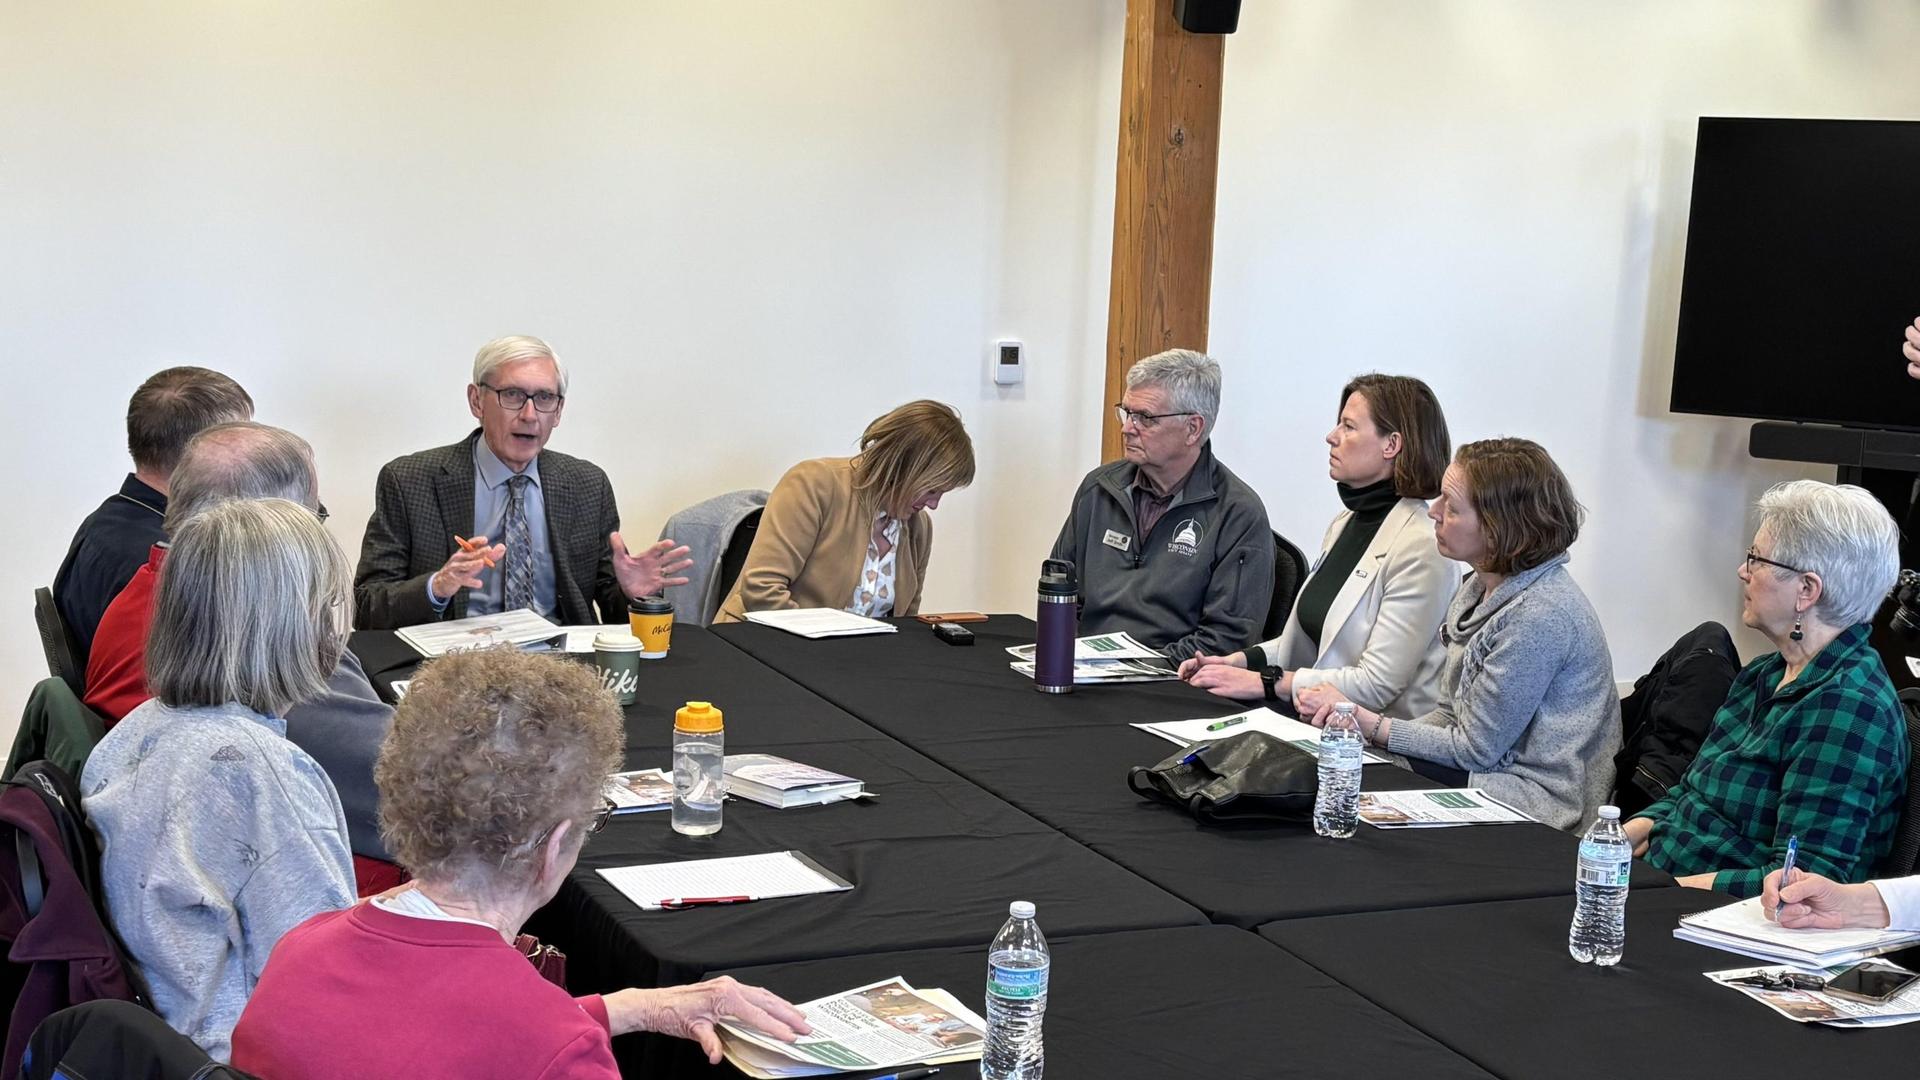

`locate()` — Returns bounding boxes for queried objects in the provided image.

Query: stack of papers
[596,850,853,911]
[554,624,632,653]
[1676,897,1920,966]
[1006,631,1177,683]
[743,608,899,639]
[395,609,565,657]
[1707,964,1920,1027]
[605,769,675,814]
[1133,710,1392,764]
[724,754,865,808]
[1355,789,1533,828]
[719,977,985,1078]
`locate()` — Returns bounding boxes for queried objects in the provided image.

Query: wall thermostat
[993,340,1024,386]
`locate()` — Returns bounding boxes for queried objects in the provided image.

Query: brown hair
[851,400,976,517]
[1340,374,1450,499]
[1453,437,1584,574]
[126,366,254,474]
[376,648,624,892]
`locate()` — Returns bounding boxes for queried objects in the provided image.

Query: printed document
[742,608,898,639]
[1005,630,1164,662]
[1133,710,1391,764]
[1706,964,1920,1027]
[604,769,675,814]
[1355,789,1533,828]
[719,976,986,1077]
[596,850,852,911]
[395,608,564,657]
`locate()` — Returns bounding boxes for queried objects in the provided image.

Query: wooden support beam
[1101,0,1226,462]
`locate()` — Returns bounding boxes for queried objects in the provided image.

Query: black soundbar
[1750,421,1920,472]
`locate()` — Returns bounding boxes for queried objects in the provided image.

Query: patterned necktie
[503,474,535,612]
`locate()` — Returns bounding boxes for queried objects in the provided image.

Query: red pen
[658,895,754,909]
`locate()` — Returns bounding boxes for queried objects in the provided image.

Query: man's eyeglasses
[481,383,565,414]
[1744,548,1805,576]
[1113,404,1198,430]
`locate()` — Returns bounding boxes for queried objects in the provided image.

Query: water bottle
[671,701,724,836]
[983,900,1049,1080]
[1312,702,1364,838]
[1569,805,1631,965]
[1033,559,1078,695]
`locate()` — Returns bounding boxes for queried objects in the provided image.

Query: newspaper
[394,608,564,657]
[1707,964,1920,1027]
[604,769,675,813]
[719,977,986,1075]
[1133,710,1392,764]
[1356,788,1533,828]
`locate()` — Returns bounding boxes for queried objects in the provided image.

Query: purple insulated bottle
[1034,559,1077,694]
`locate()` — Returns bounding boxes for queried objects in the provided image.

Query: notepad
[742,608,899,639]
[596,851,853,911]
[1676,896,1920,967]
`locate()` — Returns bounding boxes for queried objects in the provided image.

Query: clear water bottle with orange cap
[672,701,725,836]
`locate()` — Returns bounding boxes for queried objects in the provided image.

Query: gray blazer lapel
[434,439,477,619]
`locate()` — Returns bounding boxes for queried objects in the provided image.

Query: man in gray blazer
[354,336,690,630]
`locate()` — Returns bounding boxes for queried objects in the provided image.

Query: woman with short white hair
[83,498,357,1060]
[1626,479,1909,898]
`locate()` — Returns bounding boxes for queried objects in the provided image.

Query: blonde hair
[376,648,623,893]
[146,498,348,717]
[850,400,975,517]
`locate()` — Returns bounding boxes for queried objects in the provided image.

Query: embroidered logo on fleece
[1166,518,1202,558]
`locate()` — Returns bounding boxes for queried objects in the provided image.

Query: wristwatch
[1260,666,1284,703]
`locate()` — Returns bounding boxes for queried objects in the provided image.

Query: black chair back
[30,590,82,697]
[1261,531,1310,641]
[23,1000,256,1080]
[1883,688,1920,877]
[716,508,763,609]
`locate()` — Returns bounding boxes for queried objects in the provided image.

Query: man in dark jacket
[353,335,691,630]
[1050,349,1275,663]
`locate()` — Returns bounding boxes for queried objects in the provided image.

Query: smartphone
[1825,961,1920,1004]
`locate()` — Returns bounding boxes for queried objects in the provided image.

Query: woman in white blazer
[1179,374,1457,718]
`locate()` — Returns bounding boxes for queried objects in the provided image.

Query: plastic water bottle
[983,900,1049,1080]
[1569,805,1631,965]
[671,701,724,836]
[1312,702,1364,838]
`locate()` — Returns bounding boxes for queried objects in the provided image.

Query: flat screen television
[1669,117,1920,432]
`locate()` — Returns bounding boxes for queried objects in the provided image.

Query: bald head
[163,421,320,533]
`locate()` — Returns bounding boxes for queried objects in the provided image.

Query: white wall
[1208,0,1920,681]
[1,0,1125,740]
[8,1,1920,744]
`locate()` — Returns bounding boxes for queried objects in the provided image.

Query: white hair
[1126,349,1221,436]
[147,498,349,718]
[1755,479,1900,628]
[472,335,569,395]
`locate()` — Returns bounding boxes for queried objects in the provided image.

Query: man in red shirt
[85,421,402,895]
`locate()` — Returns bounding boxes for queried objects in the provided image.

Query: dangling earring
[1790,617,1804,642]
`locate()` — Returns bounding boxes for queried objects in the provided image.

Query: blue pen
[869,1069,939,1080]
[1780,834,1799,891]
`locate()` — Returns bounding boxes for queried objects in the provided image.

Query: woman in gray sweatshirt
[1298,438,1620,831]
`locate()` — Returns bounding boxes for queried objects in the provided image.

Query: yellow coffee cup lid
[675,701,723,733]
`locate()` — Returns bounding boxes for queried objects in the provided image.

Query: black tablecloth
[663,926,1498,1080]
[1258,888,1920,1076]
[713,615,1673,924]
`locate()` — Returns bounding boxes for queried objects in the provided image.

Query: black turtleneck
[1290,477,1400,651]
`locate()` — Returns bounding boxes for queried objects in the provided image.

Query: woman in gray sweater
[1300,438,1620,830]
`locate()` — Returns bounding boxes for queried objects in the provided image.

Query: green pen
[1206,715,1249,732]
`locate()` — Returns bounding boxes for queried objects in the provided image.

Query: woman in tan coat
[715,400,975,622]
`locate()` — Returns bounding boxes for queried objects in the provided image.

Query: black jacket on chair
[353,430,628,630]
[1612,621,1739,817]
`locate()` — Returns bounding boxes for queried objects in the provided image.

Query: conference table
[351,615,1920,1078]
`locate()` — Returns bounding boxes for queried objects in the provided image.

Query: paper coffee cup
[629,597,674,659]
[593,631,643,705]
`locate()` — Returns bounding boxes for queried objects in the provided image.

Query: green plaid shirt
[1637,622,1908,898]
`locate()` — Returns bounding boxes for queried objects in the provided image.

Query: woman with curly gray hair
[232,648,807,1078]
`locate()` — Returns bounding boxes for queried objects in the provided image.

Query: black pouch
[1127,731,1320,823]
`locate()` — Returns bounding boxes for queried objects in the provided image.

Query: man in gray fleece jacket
[1049,350,1275,663]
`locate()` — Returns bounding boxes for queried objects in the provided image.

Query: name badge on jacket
[1102,529,1132,553]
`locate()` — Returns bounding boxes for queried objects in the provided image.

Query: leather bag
[1127,731,1320,823]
